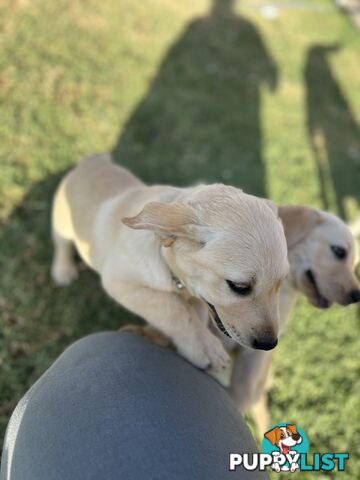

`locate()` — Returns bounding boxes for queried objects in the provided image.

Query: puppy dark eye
[226,280,252,296]
[330,245,347,260]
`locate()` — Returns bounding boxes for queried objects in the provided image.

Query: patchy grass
[0,0,359,477]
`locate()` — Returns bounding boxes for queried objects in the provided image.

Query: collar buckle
[174,278,185,291]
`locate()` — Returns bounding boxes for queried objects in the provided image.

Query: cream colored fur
[229,205,360,434]
[51,153,288,369]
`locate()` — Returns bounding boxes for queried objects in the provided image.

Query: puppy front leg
[229,349,273,433]
[251,392,270,435]
[104,281,229,369]
[188,297,231,371]
[51,231,78,286]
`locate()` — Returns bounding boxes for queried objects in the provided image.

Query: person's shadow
[0,173,140,439]
[304,44,360,221]
[113,0,278,196]
[0,0,278,440]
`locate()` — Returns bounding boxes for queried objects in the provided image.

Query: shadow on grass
[113,0,278,196]
[0,173,139,439]
[305,44,360,323]
[305,44,360,221]
[0,0,278,441]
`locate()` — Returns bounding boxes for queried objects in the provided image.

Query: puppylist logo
[229,423,349,473]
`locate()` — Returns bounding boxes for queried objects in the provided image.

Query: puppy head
[123,184,288,350]
[279,205,360,308]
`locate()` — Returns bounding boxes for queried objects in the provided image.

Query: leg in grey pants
[1,332,267,480]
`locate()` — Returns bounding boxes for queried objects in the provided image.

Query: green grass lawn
[1,0,360,477]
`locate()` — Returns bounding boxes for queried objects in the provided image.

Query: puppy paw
[51,262,78,286]
[176,343,211,370]
[203,331,231,370]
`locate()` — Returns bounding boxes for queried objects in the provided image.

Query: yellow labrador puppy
[51,153,288,369]
[229,205,360,433]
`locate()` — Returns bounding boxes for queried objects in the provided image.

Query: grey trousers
[1,332,267,480]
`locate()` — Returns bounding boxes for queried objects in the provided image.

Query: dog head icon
[264,424,302,454]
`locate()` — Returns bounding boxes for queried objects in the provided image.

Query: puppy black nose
[252,338,278,351]
[348,290,360,304]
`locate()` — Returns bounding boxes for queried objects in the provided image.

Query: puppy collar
[168,267,186,292]
[161,247,188,293]
[170,273,196,301]
[173,275,185,291]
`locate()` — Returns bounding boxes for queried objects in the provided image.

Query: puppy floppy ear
[122,202,204,247]
[278,205,323,248]
[264,427,280,445]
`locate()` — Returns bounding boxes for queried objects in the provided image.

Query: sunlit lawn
[0,0,359,478]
